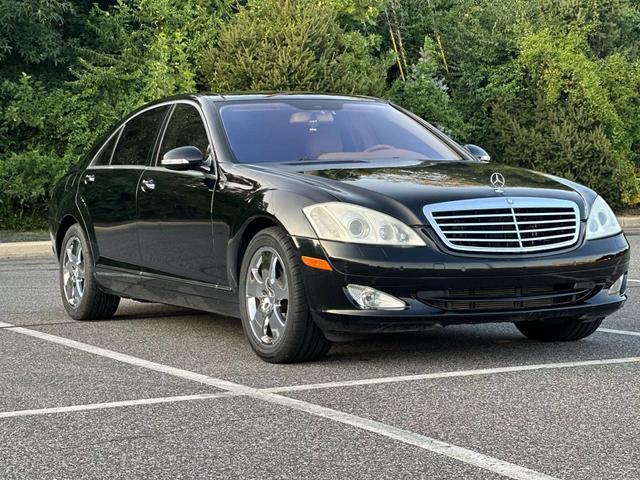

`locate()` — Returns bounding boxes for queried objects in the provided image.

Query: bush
[385,1,640,208]
[0,151,67,229]
[0,0,225,229]
[389,37,468,139]
[491,101,637,208]
[482,26,640,207]
[200,0,391,95]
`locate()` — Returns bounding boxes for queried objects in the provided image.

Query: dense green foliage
[1,0,639,228]
[0,0,225,227]
[201,0,391,95]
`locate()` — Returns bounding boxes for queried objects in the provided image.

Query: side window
[91,129,120,166]
[111,106,169,166]
[159,104,210,161]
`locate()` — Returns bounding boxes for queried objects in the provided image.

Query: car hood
[256,160,591,223]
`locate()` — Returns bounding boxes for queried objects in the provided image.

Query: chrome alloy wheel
[62,236,85,308]
[245,247,289,345]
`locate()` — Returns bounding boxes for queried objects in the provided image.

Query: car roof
[114,92,388,131]
[133,93,386,115]
[201,92,386,103]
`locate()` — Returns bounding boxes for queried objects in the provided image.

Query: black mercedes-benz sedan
[48,93,630,362]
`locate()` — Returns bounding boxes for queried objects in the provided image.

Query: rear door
[137,102,219,287]
[78,105,169,271]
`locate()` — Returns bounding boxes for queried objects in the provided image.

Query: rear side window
[111,106,169,166]
[159,104,210,161]
[91,130,120,166]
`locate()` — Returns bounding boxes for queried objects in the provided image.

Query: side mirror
[464,144,491,162]
[161,146,204,171]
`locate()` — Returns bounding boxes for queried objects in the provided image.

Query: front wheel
[514,317,603,342]
[59,224,120,320]
[239,227,331,363]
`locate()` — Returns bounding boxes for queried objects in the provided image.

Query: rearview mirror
[464,144,491,162]
[161,146,204,171]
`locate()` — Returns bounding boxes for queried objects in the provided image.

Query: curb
[2,216,640,260]
[618,217,640,229]
[0,241,53,260]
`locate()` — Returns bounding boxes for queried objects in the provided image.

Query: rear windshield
[218,100,461,164]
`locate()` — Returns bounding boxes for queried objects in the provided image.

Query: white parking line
[0,321,256,394]
[5,353,639,421]
[0,320,557,480]
[599,328,640,337]
[257,392,557,480]
[0,392,236,419]
[264,356,640,393]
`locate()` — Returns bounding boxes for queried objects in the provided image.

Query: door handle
[141,178,156,192]
[84,174,95,184]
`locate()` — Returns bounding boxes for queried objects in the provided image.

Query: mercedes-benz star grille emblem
[490,172,506,191]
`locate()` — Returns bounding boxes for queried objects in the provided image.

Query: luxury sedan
[48,93,630,362]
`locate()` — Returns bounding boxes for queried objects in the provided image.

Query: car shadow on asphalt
[106,302,636,367]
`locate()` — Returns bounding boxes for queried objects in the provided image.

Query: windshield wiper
[280,157,320,165]
[290,157,318,163]
[283,158,371,165]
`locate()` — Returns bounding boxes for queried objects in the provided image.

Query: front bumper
[293,233,630,337]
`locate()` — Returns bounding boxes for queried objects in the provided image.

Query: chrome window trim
[85,165,147,171]
[88,99,217,169]
[86,103,173,168]
[423,197,581,254]
[88,126,123,167]
[109,104,172,167]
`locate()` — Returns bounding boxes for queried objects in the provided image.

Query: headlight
[586,196,621,240]
[302,202,425,246]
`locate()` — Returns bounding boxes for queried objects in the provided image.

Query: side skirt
[95,265,240,318]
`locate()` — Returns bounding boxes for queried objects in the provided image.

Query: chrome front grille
[424,197,581,253]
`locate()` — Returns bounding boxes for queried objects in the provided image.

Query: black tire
[239,226,331,363]
[514,317,603,342]
[59,224,120,320]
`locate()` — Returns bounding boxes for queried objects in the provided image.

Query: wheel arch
[55,215,80,259]
[222,187,325,290]
[230,214,283,287]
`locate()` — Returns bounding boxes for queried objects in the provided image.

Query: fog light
[345,284,406,310]
[608,274,627,296]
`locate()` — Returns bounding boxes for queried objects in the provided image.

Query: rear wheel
[59,224,120,320]
[239,227,331,363]
[514,317,603,342]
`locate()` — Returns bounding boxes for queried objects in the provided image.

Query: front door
[78,105,169,271]
[137,103,218,286]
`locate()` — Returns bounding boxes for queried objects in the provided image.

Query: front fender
[224,188,325,289]
[261,189,319,238]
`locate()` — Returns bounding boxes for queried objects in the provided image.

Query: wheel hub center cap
[260,298,272,314]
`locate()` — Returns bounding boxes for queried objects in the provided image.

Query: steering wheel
[364,144,395,153]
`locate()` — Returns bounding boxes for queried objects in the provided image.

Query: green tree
[491,101,636,207]
[387,0,640,207]
[483,25,640,207]
[2,0,640,228]
[0,0,76,72]
[201,0,391,95]
[0,0,227,228]
[389,37,468,139]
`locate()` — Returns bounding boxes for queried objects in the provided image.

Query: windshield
[218,99,462,164]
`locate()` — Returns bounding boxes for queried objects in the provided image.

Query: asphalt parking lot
[1,236,639,480]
